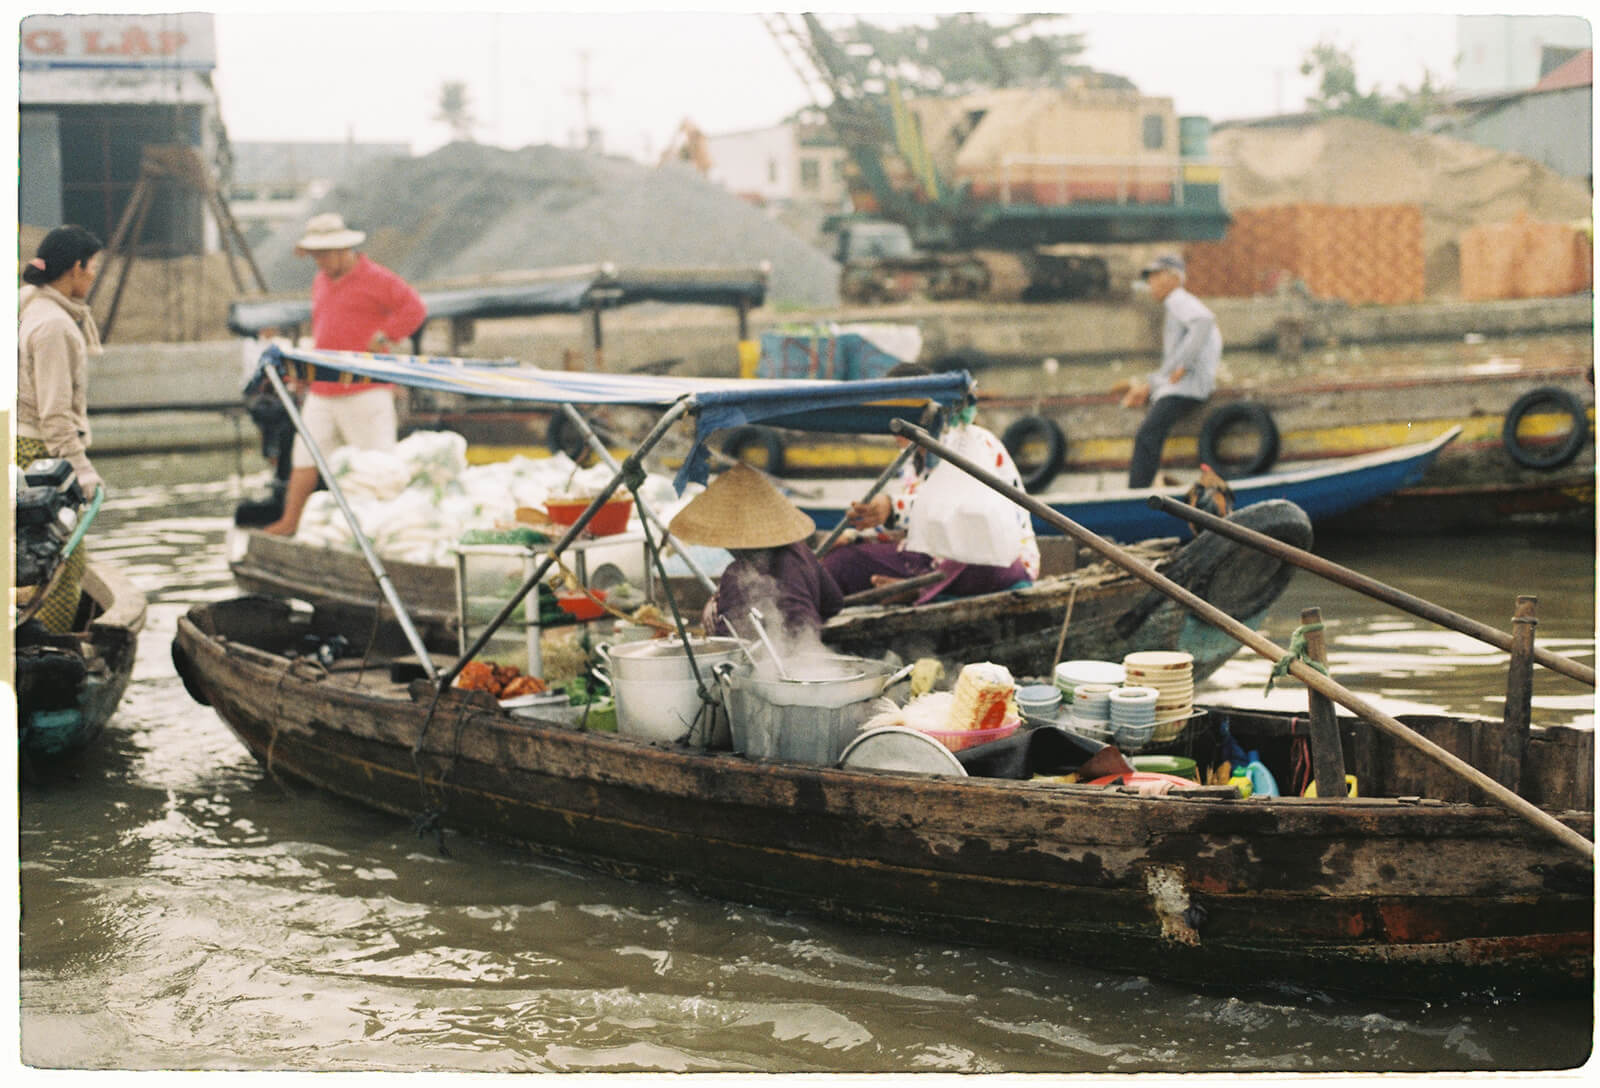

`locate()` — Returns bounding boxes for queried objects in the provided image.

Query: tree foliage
[1299,41,1445,130]
[434,81,477,143]
[834,13,1129,96]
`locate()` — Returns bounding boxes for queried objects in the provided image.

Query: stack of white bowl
[1108,685,1159,750]
[1053,660,1125,706]
[1068,682,1116,742]
[1123,651,1195,743]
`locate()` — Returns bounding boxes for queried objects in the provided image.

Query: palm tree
[435,81,477,143]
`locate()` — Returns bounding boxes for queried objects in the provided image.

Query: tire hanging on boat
[1113,499,1312,639]
[1198,402,1280,479]
[1501,386,1589,470]
[721,425,786,475]
[1000,415,1067,492]
[546,411,591,462]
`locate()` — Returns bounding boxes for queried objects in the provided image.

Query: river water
[15,448,1597,1076]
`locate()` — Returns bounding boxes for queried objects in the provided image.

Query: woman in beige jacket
[17,224,104,631]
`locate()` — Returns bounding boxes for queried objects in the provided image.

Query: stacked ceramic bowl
[1123,651,1195,743]
[1016,684,1063,725]
[1054,660,1125,706]
[1108,685,1159,751]
[1067,682,1116,743]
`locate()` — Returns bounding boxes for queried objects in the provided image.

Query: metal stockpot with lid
[594,637,741,746]
[718,653,911,765]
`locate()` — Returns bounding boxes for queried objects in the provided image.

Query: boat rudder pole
[892,418,1594,862]
[1145,493,1595,687]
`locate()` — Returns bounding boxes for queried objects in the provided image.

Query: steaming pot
[594,637,741,746]
[719,653,905,765]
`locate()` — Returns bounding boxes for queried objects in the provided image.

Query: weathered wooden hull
[230,501,1313,683]
[173,594,1595,1000]
[16,561,147,763]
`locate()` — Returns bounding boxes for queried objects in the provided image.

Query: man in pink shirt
[263,212,427,536]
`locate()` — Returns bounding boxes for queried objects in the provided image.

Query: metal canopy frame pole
[556,402,715,594]
[439,396,697,690]
[259,363,439,681]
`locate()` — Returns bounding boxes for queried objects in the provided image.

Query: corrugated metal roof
[1534,49,1593,92]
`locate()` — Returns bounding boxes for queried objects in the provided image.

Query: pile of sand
[1210,116,1593,294]
[253,142,843,309]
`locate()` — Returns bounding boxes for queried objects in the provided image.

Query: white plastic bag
[903,424,1025,567]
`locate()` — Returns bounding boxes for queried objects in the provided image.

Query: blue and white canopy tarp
[251,344,972,488]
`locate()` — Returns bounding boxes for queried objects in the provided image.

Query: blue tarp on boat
[250,344,972,488]
[226,267,769,338]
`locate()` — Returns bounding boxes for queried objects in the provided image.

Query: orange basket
[544,496,633,535]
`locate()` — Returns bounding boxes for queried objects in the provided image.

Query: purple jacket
[712,542,844,643]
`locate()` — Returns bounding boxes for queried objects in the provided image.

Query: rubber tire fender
[721,425,786,475]
[1114,499,1312,639]
[546,410,592,462]
[1000,415,1067,492]
[1198,402,1280,479]
[1501,386,1589,470]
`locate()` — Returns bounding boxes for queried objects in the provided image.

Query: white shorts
[290,387,398,469]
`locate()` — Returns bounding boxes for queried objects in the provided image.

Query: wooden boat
[976,360,1595,533]
[794,427,1460,543]
[15,561,147,765]
[231,499,1313,683]
[172,592,1594,999]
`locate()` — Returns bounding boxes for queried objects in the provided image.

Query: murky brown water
[16,447,1596,1074]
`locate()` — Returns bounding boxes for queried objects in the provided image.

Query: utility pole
[568,49,608,152]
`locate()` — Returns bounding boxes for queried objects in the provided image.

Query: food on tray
[454,661,546,699]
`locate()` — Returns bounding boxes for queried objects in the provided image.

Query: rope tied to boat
[1263,622,1329,695]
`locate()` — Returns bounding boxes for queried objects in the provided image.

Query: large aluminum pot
[594,637,741,746]
[719,654,911,765]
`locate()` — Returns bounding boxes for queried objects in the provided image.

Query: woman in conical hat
[669,464,843,644]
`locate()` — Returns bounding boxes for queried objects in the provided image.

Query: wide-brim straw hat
[295,212,366,252]
[668,464,815,549]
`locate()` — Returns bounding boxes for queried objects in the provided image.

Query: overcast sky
[203,5,1477,161]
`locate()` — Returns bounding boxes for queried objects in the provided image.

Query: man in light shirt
[1122,254,1221,488]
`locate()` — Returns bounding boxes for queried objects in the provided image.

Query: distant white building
[704,113,850,208]
[1455,14,1593,95]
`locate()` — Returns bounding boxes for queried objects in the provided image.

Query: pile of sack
[293,430,688,566]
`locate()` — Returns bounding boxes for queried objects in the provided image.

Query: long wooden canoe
[231,500,1314,682]
[172,592,1594,999]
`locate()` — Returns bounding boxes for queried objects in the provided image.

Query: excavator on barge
[765,13,1232,303]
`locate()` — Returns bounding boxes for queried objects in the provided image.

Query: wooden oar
[1145,494,1596,688]
[891,419,1594,862]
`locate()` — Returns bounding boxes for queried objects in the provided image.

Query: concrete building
[1437,49,1593,184]
[1455,13,1593,96]
[20,12,226,251]
[704,111,850,209]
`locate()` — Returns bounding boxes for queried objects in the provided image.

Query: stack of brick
[1183,203,1425,304]
[1459,214,1594,301]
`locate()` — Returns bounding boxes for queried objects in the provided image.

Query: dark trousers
[1128,395,1206,488]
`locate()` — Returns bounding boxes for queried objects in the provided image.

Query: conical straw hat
[668,464,815,549]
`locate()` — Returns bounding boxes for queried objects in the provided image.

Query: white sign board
[20,12,216,70]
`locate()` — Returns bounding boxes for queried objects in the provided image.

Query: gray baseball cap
[1139,254,1186,278]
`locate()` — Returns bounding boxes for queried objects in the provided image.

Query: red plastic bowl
[545,496,633,535]
[916,718,1019,752]
[556,589,607,621]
